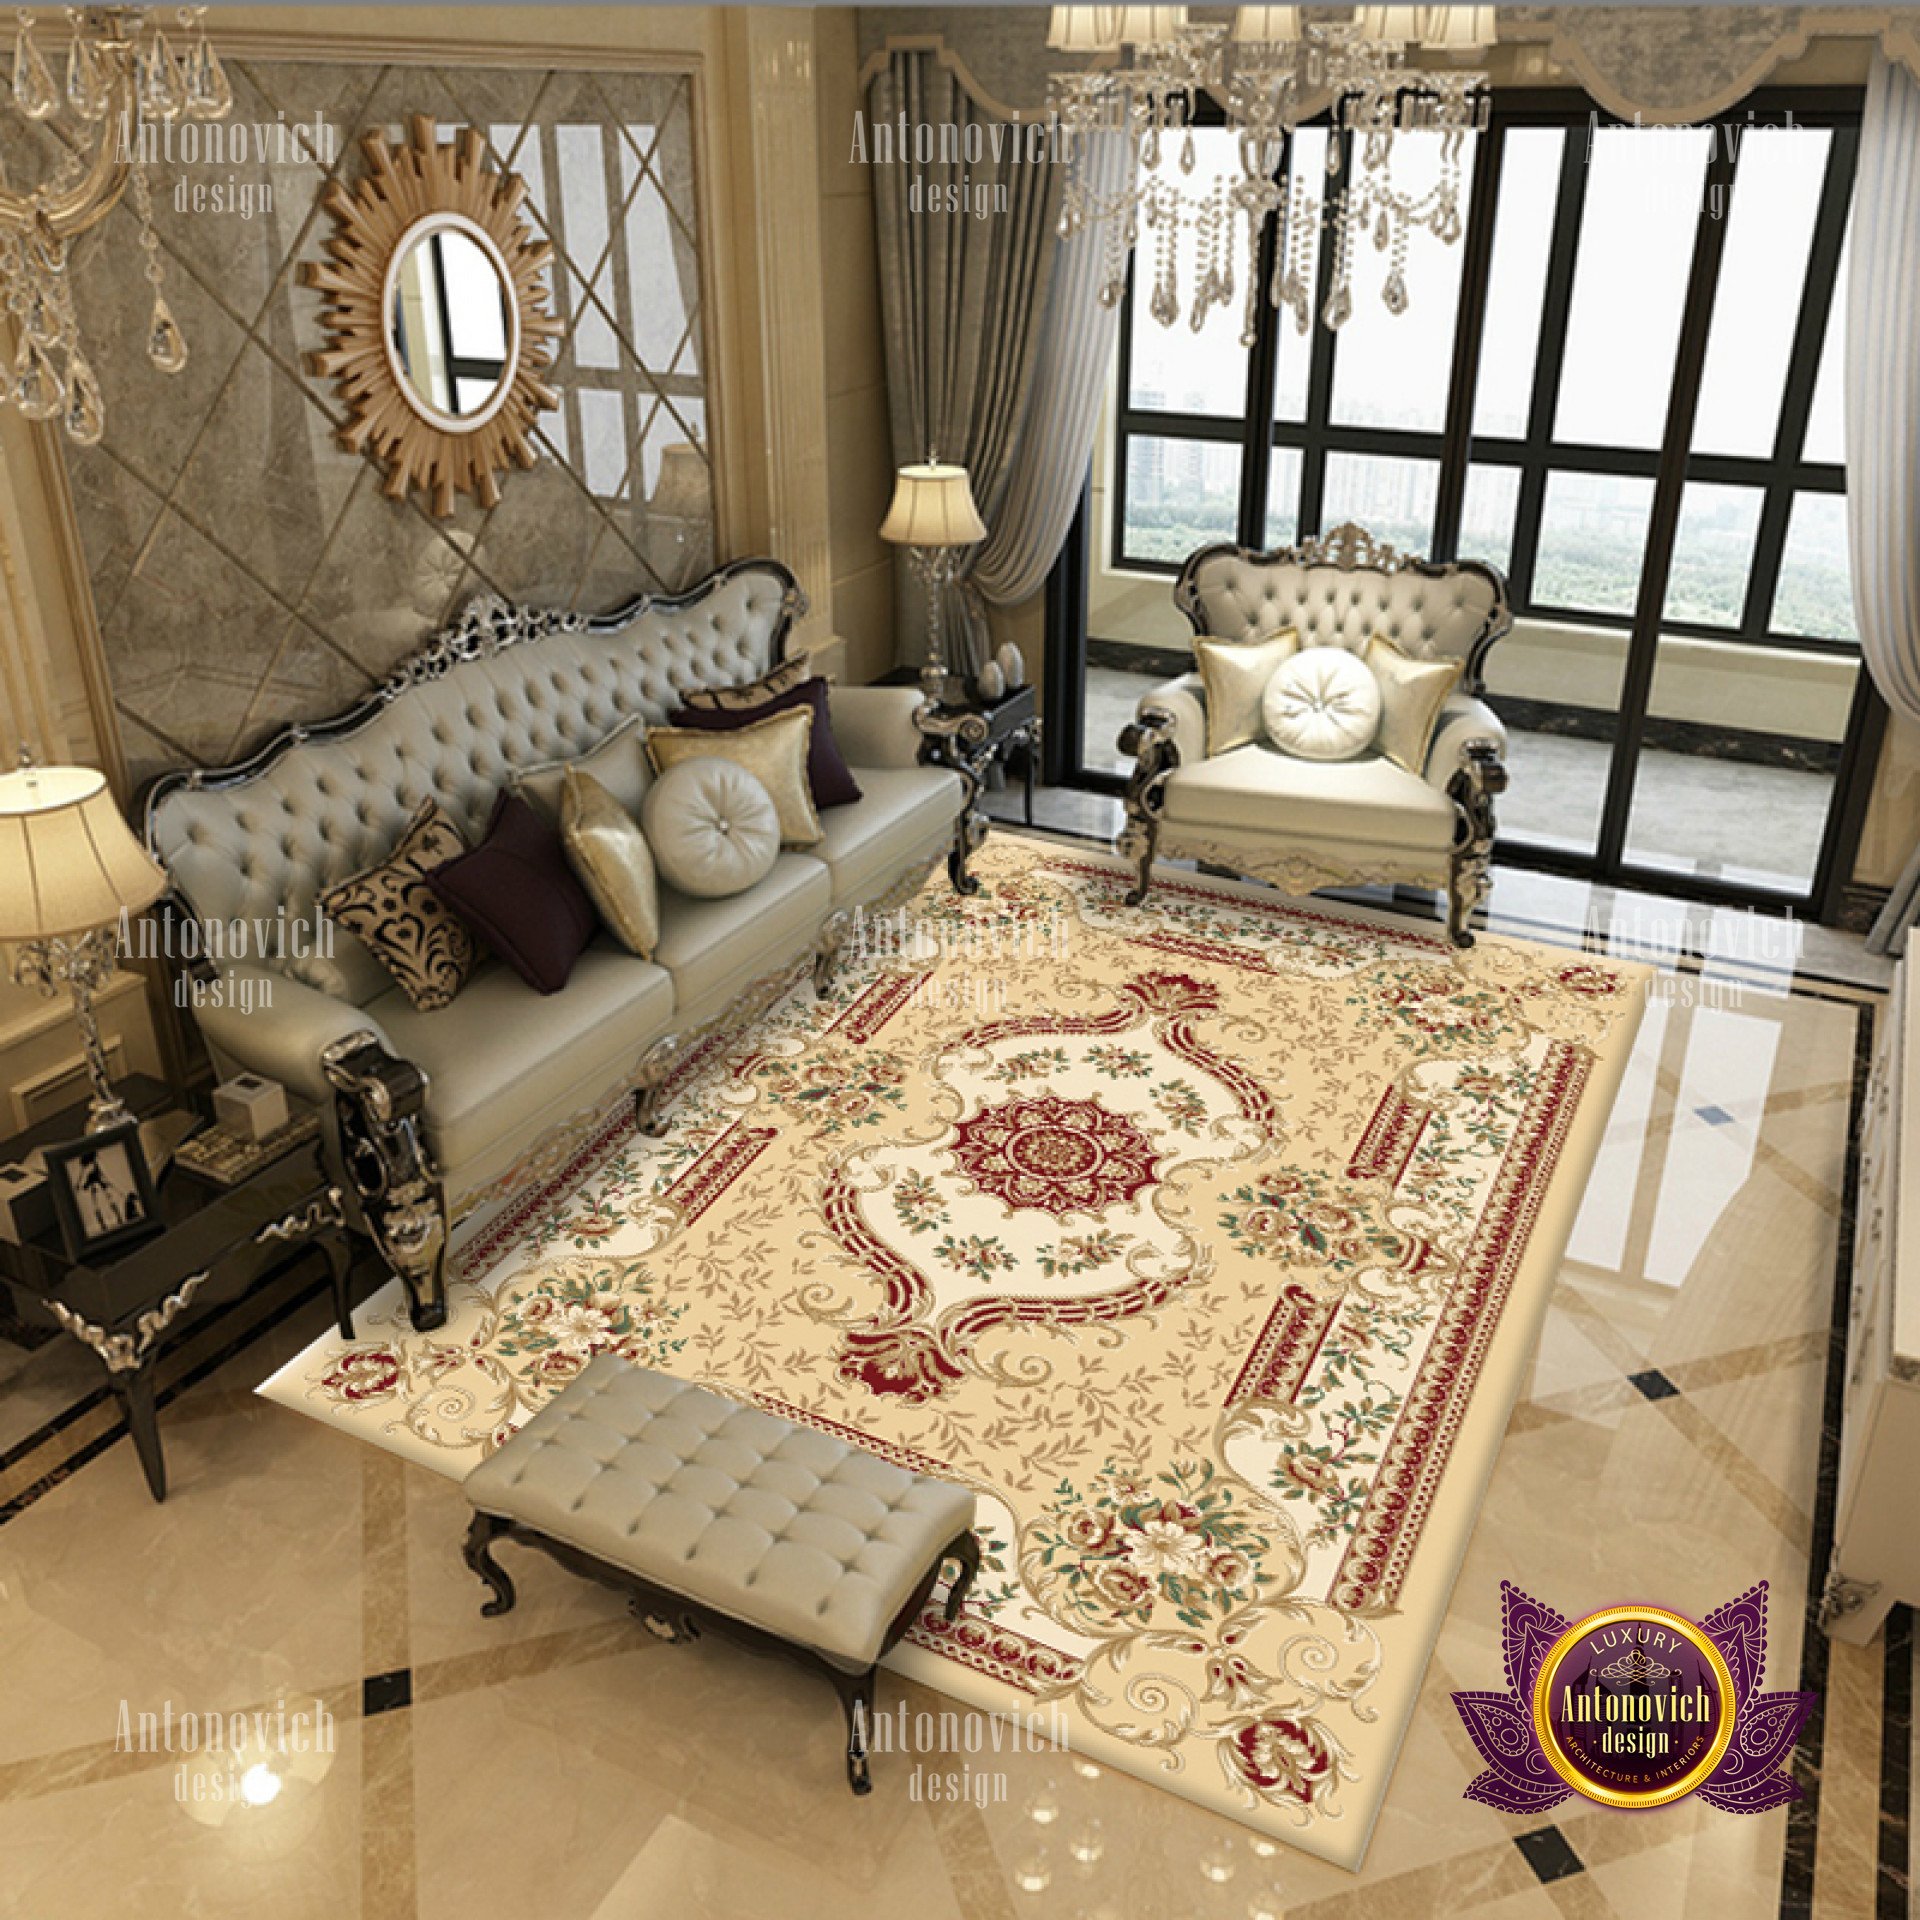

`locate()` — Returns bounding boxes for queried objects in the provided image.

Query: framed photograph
[43,1122,162,1262]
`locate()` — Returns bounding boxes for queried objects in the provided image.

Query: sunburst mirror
[303,116,561,517]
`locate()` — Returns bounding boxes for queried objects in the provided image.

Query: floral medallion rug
[259,838,1647,1868]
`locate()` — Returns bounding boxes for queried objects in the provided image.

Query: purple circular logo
[1531,1604,1737,1808]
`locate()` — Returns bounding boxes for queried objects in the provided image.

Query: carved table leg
[463,1512,518,1617]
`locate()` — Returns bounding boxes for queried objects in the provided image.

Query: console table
[0,1079,355,1501]
[1823,934,1920,1642]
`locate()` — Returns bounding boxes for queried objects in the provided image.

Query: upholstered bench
[460,1355,980,1791]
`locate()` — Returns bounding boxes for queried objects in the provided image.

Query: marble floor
[0,831,1908,1919]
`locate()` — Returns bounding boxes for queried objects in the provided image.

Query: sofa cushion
[671,677,862,810]
[1195,629,1297,755]
[1263,646,1381,761]
[1367,635,1464,774]
[680,654,812,713]
[653,853,832,1025]
[370,943,675,1174]
[512,714,653,822]
[1163,742,1457,850]
[642,758,782,899]
[427,792,599,995]
[648,706,822,848]
[318,800,479,1013]
[807,766,962,904]
[561,767,660,959]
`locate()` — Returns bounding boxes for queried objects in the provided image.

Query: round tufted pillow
[641,756,781,899]
[1262,646,1383,761]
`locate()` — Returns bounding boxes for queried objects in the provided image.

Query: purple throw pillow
[426,791,599,994]
[670,676,862,810]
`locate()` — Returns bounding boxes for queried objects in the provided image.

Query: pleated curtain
[1850,56,1920,951]
[868,52,1126,673]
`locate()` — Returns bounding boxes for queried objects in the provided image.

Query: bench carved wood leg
[943,1528,981,1620]
[833,1664,878,1795]
[462,1512,517,1617]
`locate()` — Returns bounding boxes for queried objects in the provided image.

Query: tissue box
[212,1073,289,1142]
[0,1162,54,1245]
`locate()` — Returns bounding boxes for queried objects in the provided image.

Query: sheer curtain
[1848,55,1920,951]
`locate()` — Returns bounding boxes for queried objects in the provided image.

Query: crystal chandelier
[1049,6,1493,345]
[2,6,231,445]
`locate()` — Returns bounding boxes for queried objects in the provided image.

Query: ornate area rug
[260,838,1646,1868]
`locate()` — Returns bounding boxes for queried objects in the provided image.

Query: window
[1109,99,1857,644]
[1094,92,1870,912]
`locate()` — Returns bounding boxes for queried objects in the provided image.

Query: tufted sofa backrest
[1176,532,1508,693]
[145,561,797,998]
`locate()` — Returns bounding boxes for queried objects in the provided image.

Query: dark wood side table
[0,1077,355,1501]
[881,667,1041,894]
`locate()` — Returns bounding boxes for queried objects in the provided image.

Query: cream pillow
[512,714,652,821]
[1366,636,1464,775]
[642,758,781,898]
[646,704,821,847]
[1195,630,1298,756]
[560,767,659,957]
[1262,646,1382,761]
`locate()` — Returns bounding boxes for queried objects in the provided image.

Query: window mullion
[1296,128,1345,540]
[1432,119,1505,560]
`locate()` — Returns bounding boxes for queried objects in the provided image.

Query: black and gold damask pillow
[319,800,478,1011]
[679,653,812,713]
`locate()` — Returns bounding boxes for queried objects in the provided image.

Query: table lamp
[879,459,987,700]
[0,757,168,1131]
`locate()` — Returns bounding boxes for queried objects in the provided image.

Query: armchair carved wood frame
[1116,523,1513,949]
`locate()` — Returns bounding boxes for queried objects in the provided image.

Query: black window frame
[1075,85,1884,921]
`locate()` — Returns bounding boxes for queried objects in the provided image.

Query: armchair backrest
[1173,523,1510,695]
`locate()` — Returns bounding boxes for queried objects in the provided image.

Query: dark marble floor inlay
[362,1668,413,1717]
[1695,1104,1737,1127]
[1513,1824,1586,1884]
[1629,1368,1681,1402]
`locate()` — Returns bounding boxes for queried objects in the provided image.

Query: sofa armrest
[828,685,927,769]
[183,963,399,1105]
[1423,693,1509,790]
[1123,672,1206,770]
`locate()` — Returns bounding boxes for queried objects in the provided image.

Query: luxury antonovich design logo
[1453,1581,1816,1814]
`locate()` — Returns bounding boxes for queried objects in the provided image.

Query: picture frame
[42,1121,162,1262]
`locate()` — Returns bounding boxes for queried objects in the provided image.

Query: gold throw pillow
[1366,635,1464,774]
[560,767,659,959]
[319,800,477,1011]
[645,704,822,847]
[1194,629,1299,756]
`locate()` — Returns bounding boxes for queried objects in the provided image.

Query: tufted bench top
[462,1356,976,1670]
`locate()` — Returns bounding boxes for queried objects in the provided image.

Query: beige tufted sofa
[143,559,963,1328]
[1118,523,1512,947]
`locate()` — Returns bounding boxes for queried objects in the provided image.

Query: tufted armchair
[1117,524,1512,947]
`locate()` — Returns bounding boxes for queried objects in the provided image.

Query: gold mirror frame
[303,116,561,518]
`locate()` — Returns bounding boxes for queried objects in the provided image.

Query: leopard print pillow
[319,800,478,1011]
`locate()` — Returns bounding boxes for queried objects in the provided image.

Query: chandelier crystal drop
[1048,6,1492,343]
[1,6,231,444]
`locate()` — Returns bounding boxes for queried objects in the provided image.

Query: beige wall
[817,7,897,685]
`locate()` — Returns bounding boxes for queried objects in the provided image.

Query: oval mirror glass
[386,218,518,431]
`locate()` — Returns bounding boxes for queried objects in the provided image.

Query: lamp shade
[1355,6,1426,39]
[1047,6,1123,52]
[651,442,712,522]
[1115,6,1188,45]
[1423,5,1496,49]
[880,464,987,548]
[0,764,167,941]
[1232,6,1302,42]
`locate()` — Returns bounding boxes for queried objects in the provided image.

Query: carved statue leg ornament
[1117,706,1180,907]
[914,705,994,896]
[320,1031,449,1331]
[1445,738,1507,951]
